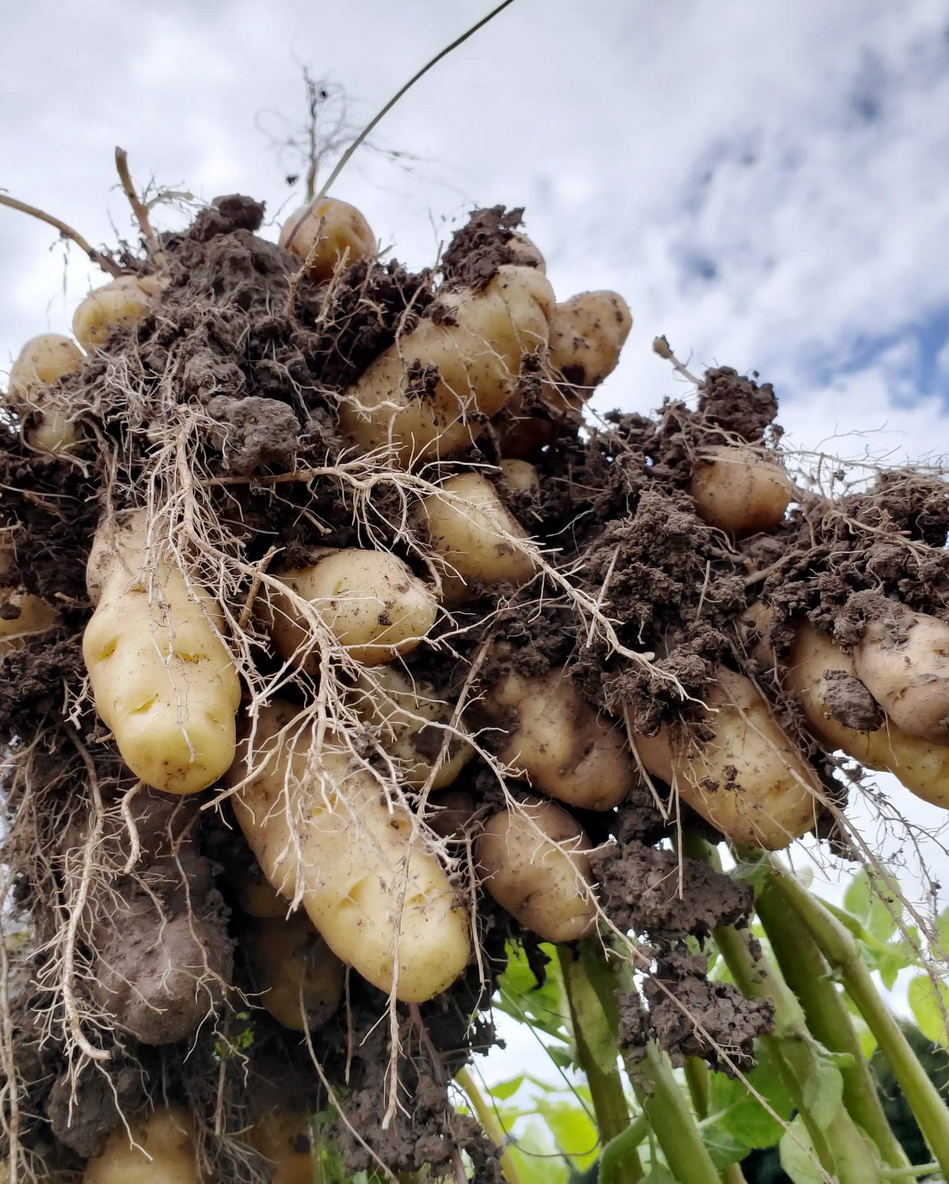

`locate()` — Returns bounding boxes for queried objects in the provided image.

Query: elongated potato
[480,667,635,810]
[0,589,59,655]
[787,619,949,809]
[241,910,345,1030]
[249,1111,314,1184]
[417,473,536,603]
[690,445,792,537]
[499,459,540,495]
[632,668,820,849]
[338,264,555,465]
[82,511,241,794]
[279,196,375,281]
[73,274,165,350]
[853,606,949,746]
[267,548,437,670]
[351,665,474,789]
[228,699,470,1001]
[9,333,84,454]
[83,1106,198,1184]
[476,798,596,942]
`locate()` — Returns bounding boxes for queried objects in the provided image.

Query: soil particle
[822,668,885,732]
[696,367,781,443]
[46,1060,146,1158]
[206,394,301,475]
[441,205,531,290]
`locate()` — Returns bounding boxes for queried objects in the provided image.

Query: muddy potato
[417,473,536,603]
[481,666,636,810]
[690,445,792,537]
[338,264,555,465]
[351,665,474,789]
[853,606,949,746]
[241,910,345,1030]
[82,511,241,794]
[9,333,84,454]
[426,789,478,839]
[548,290,632,391]
[476,798,596,943]
[632,667,820,849]
[73,273,165,350]
[228,699,470,1002]
[0,589,59,655]
[279,196,375,281]
[499,458,541,496]
[249,1111,314,1184]
[268,548,437,671]
[83,1106,199,1184]
[507,230,546,272]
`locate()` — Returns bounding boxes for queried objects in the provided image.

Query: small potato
[351,665,474,789]
[476,798,596,943]
[241,911,345,1030]
[499,458,540,496]
[548,290,632,391]
[417,473,536,603]
[507,231,546,272]
[228,859,289,919]
[481,667,636,810]
[426,789,478,839]
[279,196,375,281]
[228,700,470,1002]
[83,1106,198,1184]
[73,274,165,350]
[249,1111,313,1184]
[268,548,437,670]
[339,264,555,465]
[631,668,820,849]
[9,333,84,454]
[853,606,949,746]
[82,511,241,794]
[0,590,59,655]
[787,619,949,810]
[690,445,792,537]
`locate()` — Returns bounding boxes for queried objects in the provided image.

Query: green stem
[756,874,909,1170]
[455,1065,522,1184]
[597,1115,650,1184]
[683,1059,748,1184]
[768,863,949,1182]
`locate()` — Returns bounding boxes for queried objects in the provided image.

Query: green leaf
[844,869,872,924]
[708,1045,796,1149]
[489,1075,525,1101]
[779,1116,824,1184]
[732,854,771,895]
[802,1056,843,1131]
[497,942,571,1045]
[536,1100,600,1169]
[702,1122,750,1169]
[909,974,949,1047]
[507,1119,571,1184]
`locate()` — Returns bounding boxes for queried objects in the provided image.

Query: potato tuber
[248,1110,314,1184]
[83,1106,199,1184]
[0,589,59,655]
[9,333,84,454]
[279,196,375,281]
[73,274,165,350]
[690,445,792,537]
[240,910,345,1030]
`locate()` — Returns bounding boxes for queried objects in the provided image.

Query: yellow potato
[229,860,290,919]
[0,590,59,655]
[83,1106,199,1184]
[417,473,536,604]
[507,231,546,272]
[853,607,949,746]
[338,264,554,466]
[82,511,241,794]
[690,445,792,537]
[476,798,596,943]
[249,1111,313,1184]
[279,196,375,281]
[632,667,820,849]
[351,665,474,789]
[499,459,540,495]
[547,290,632,391]
[481,667,635,810]
[228,699,470,1002]
[267,548,437,671]
[9,333,84,454]
[73,274,165,350]
[241,910,345,1030]
[787,619,949,810]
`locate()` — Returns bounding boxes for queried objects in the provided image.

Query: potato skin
[0,590,59,655]
[82,511,241,794]
[476,798,596,943]
[241,910,345,1030]
[854,607,949,746]
[338,264,554,465]
[548,290,632,390]
[83,1106,198,1184]
[690,445,792,537]
[228,700,470,1002]
[632,668,820,849]
[9,333,84,454]
[73,274,164,350]
[248,1111,314,1184]
[268,548,437,670]
[482,667,635,810]
[279,196,375,281]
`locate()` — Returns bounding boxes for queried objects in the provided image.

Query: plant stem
[597,1115,650,1184]
[756,872,909,1169]
[683,1058,748,1184]
[767,862,949,1181]
[455,1065,522,1184]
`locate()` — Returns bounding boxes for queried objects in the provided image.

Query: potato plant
[0,156,946,1184]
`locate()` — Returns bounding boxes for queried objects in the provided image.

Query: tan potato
[82,511,241,794]
[241,910,345,1030]
[267,548,437,671]
[0,590,59,655]
[631,668,820,849]
[426,789,478,839]
[476,798,596,942]
[279,197,375,281]
[481,667,635,810]
[83,1106,199,1184]
[690,445,792,537]
[9,333,84,454]
[73,274,165,350]
[853,606,949,746]
[417,473,536,603]
[499,458,540,496]
[338,264,554,465]
[548,290,632,391]
[351,665,474,789]
[229,859,289,919]
[787,619,949,809]
[507,231,546,272]
[228,699,470,1002]
[248,1111,313,1184]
